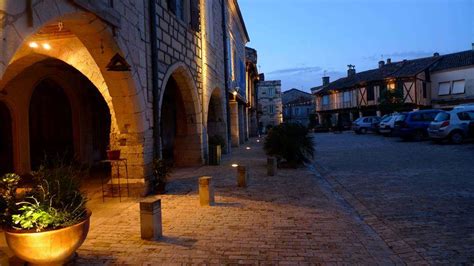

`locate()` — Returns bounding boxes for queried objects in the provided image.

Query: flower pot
[107,149,121,160]
[208,145,221,166]
[4,210,91,266]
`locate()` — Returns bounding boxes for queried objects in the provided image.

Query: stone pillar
[317,113,323,126]
[376,110,382,117]
[349,112,354,122]
[238,104,245,145]
[237,165,248,187]
[267,157,277,176]
[230,100,240,147]
[244,107,250,141]
[140,199,162,240]
[199,176,215,206]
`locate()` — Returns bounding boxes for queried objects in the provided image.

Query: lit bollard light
[199,176,215,206]
[140,199,162,240]
[267,157,277,176]
[237,165,248,188]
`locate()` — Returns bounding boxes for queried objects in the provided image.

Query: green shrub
[264,123,315,167]
[0,162,88,232]
[208,134,226,150]
[149,159,172,194]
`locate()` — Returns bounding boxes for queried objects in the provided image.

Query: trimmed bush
[264,123,315,167]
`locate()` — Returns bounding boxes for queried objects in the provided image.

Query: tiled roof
[431,50,474,72]
[317,56,441,95]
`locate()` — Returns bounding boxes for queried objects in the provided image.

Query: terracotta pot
[4,210,91,266]
[106,149,121,160]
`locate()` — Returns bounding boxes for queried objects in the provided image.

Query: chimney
[322,76,330,86]
[347,64,356,77]
[378,60,385,68]
[433,52,440,57]
[386,58,392,64]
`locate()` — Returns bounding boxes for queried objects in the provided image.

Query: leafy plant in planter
[264,123,315,168]
[0,162,91,265]
[149,159,172,194]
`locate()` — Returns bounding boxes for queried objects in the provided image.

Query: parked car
[378,113,405,136]
[428,108,474,144]
[393,109,442,141]
[352,116,381,134]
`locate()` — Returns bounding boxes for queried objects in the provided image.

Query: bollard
[199,176,215,206]
[237,165,248,187]
[267,157,277,176]
[140,199,162,240]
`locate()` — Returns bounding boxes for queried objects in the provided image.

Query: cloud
[267,66,322,75]
[364,51,434,61]
[265,67,345,92]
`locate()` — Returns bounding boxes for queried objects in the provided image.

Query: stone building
[282,89,314,127]
[0,0,255,192]
[245,47,259,137]
[257,79,283,133]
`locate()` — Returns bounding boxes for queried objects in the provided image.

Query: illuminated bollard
[267,157,277,176]
[237,165,248,188]
[140,199,162,240]
[199,176,215,206]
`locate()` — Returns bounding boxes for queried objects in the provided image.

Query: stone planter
[4,210,91,266]
[208,145,221,166]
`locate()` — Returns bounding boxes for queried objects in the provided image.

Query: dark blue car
[393,109,442,141]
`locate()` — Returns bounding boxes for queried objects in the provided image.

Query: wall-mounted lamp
[29,42,39,48]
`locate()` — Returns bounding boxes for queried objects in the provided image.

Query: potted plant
[263,123,315,168]
[150,159,172,195]
[208,134,226,165]
[0,163,90,266]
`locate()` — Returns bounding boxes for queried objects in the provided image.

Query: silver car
[428,108,474,144]
[378,113,403,136]
[352,116,381,134]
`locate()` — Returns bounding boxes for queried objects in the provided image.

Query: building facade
[282,89,314,126]
[0,0,256,192]
[314,49,474,127]
[257,79,283,133]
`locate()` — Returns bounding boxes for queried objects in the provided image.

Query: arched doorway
[0,102,14,175]
[29,79,74,169]
[160,64,203,167]
[207,88,227,151]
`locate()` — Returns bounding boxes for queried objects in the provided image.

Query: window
[434,112,450,122]
[452,80,465,94]
[269,105,275,114]
[438,82,451,96]
[458,112,472,121]
[367,86,375,101]
[176,0,185,21]
[322,95,329,105]
[268,88,274,97]
[167,0,200,31]
[206,0,215,45]
[411,114,422,122]
[343,91,351,103]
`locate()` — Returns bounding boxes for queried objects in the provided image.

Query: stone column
[230,100,240,147]
[199,176,215,206]
[244,107,249,141]
[238,104,245,144]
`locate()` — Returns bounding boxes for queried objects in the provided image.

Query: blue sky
[239,0,474,92]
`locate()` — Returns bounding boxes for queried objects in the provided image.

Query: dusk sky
[239,0,474,92]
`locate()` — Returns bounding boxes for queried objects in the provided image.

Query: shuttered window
[452,80,465,94]
[438,82,451,96]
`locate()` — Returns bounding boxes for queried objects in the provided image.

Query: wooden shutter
[167,0,176,14]
[190,0,200,31]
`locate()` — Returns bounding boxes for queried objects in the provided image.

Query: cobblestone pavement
[314,132,474,264]
[66,138,407,265]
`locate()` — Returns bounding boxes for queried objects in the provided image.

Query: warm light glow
[231,164,239,168]
[29,42,39,48]
[232,90,238,96]
[388,83,396,91]
[42,43,52,50]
